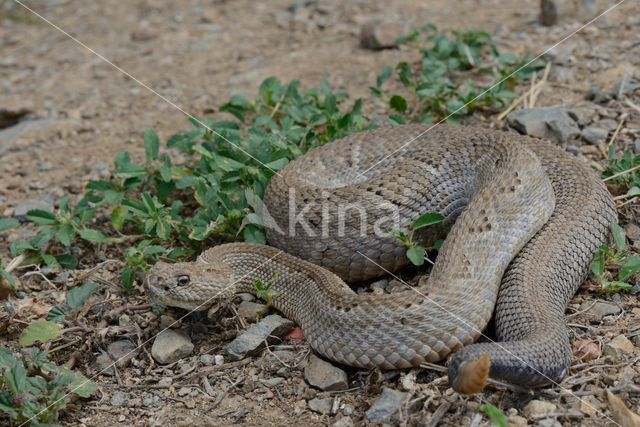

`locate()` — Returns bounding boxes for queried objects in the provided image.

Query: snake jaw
[449,353,491,394]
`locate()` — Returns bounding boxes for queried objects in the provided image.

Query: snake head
[146,260,235,311]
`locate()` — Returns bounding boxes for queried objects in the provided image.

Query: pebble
[565,145,580,155]
[342,403,354,415]
[508,415,528,427]
[215,354,224,365]
[507,107,579,143]
[332,417,353,427]
[93,352,115,375]
[360,20,410,50]
[200,354,215,366]
[304,354,348,391]
[538,419,562,427]
[603,334,635,361]
[237,293,256,302]
[157,377,173,387]
[237,300,268,322]
[260,377,285,387]
[13,194,55,217]
[110,391,128,407]
[566,106,595,126]
[224,314,294,361]
[625,224,640,242]
[107,340,138,368]
[582,126,609,145]
[151,329,194,364]
[582,300,621,322]
[523,400,556,418]
[540,0,560,26]
[365,387,408,423]
[308,397,333,415]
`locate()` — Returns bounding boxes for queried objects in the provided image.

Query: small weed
[591,224,639,292]
[479,403,508,427]
[389,212,445,266]
[254,278,280,306]
[371,26,545,124]
[0,348,97,426]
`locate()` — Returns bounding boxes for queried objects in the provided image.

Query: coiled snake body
[148,125,616,392]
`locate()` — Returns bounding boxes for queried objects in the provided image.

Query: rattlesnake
[147,124,616,392]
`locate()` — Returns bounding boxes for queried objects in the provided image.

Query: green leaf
[41,254,60,269]
[618,255,640,282]
[0,348,17,369]
[4,362,27,395]
[56,224,75,247]
[19,320,63,346]
[389,95,408,113]
[64,369,98,398]
[47,305,69,322]
[376,65,393,87]
[144,130,160,162]
[25,209,57,225]
[121,267,135,292]
[602,281,634,292]
[67,282,100,311]
[612,223,626,252]
[412,212,445,230]
[406,246,426,266]
[111,205,127,231]
[79,228,108,243]
[0,217,19,232]
[0,267,16,289]
[479,403,508,427]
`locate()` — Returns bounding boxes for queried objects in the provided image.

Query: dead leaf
[607,390,640,427]
[14,297,53,316]
[572,339,601,362]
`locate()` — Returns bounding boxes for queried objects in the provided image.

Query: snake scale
[147,124,616,392]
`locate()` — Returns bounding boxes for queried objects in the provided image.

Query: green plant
[371,26,545,123]
[254,278,280,307]
[479,403,508,427]
[7,78,368,289]
[590,224,640,292]
[603,146,640,198]
[389,212,445,266]
[0,348,97,426]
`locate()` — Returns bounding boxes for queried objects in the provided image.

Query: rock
[632,335,640,348]
[93,352,115,376]
[224,314,293,361]
[540,0,560,26]
[360,20,410,50]
[565,145,580,155]
[237,301,268,321]
[604,334,635,360]
[585,85,610,104]
[214,354,224,365]
[304,354,348,391]
[0,119,66,156]
[582,126,609,145]
[157,377,173,387]
[523,400,556,418]
[365,387,408,423]
[538,419,562,427]
[506,107,579,143]
[594,119,618,131]
[13,194,55,217]
[237,293,256,302]
[508,415,528,427]
[260,377,285,387]
[107,340,138,368]
[625,224,640,242]
[0,107,30,129]
[200,354,215,366]
[581,300,621,322]
[567,107,595,126]
[308,397,333,415]
[342,404,354,416]
[110,391,128,407]
[151,329,194,364]
[332,417,353,427]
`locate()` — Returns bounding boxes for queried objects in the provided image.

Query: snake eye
[177,275,190,286]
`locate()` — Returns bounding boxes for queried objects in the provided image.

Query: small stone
[118,314,132,326]
[237,293,256,302]
[538,419,562,427]
[200,354,215,366]
[581,300,621,322]
[567,107,595,126]
[304,354,348,391]
[260,377,285,387]
[159,314,178,329]
[332,417,353,427]
[342,404,354,415]
[143,397,155,407]
[183,398,196,409]
[178,387,191,397]
[506,107,579,143]
[632,335,640,348]
[237,301,268,322]
[93,352,115,376]
[13,195,55,217]
[107,340,138,369]
[214,354,224,365]
[224,314,294,361]
[157,377,173,387]
[604,334,635,360]
[582,126,609,144]
[110,391,128,407]
[308,397,333,415]
[523,400,556,418]
[366,387,408,423]
[360,20,410,50]
[594,119,618,131]
[151,330,194,364]
[508,415,528,427]
[565,145,580,155]
[540,0,560,26]
[625,224,640,242]
[585,85,610,104]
